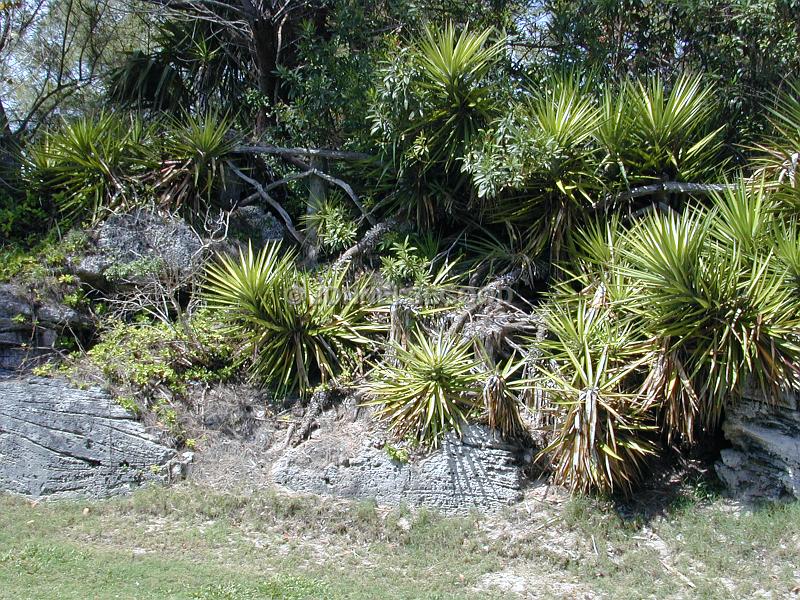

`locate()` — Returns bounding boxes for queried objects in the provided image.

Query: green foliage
[383,443,410,463]
[155,111,238,214]
[273,8,381,148]
[466,74,602,258]
[104,257,166,283]
[622,204,800,439]
[364,330,481,447]
[205,242,384,397]
[536,296,657,496]
[0,230,89,284]
[300,194,358,254]
[370,23,505,226]
[613,74,724,183]
[479,351,528,441]
[542,0,800,142]
[379,234,439,286]
[82,311,238,397]
[756,78,800,181]
[537,175,800,492]
[0,190,52,242]
[25,113,152,224]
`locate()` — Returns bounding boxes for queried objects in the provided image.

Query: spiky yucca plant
[156,111,237,215]
[369,23,504,227]
[535,300,657,496]
[414,22,504,167]
[466,74,602,260]
[26,113,151,223]
[479,351,528,441]
[365,330,481,447]
[622,208,800,440]
[623,74,723,182]
[205,242,383,397]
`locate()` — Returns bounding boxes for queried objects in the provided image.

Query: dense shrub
[204,242,385,397]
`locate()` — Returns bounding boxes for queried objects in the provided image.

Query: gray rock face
[0,284,89,371]
[716,388,800,501]
[0,376,176,498]
[228,206,284,247]
[74,210,203,287]
[272,424,524,514]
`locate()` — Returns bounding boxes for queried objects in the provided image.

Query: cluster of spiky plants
[204,242,385,397]
[25,112,152,223]
[24,110,237,224]
[534,176,800,493]
[464,73,724,261]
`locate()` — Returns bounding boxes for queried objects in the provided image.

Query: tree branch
[333,219,401,271]
[614,181,738,202]
[226,161,305,244]
[234,144,373,162]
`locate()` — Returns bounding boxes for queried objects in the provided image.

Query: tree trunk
[303,155,328,265]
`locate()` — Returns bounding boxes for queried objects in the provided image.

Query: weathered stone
[73,209,203,287]
[0,284,90,371]
[716,387,800,501]
[228,205,284,247]
[272,424,524,514]
[0,376,176,498]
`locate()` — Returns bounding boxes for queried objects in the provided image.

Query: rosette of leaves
[25,112,153,224]
[155,110,238,215]
[597,74,724,187]
[300,194,358,255]
[364,330,481,447]
[464,74,602,260]
[622,205,800,442]
[535,298,657,496]
[205,242,384,397]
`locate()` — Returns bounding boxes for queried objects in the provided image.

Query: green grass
[0,483,798,599]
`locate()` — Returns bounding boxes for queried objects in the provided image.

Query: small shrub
[205,242,384,396]
[300,194,358,254]
[364,330,481,447]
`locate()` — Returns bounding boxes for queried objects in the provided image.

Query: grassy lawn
[1,483,798,599]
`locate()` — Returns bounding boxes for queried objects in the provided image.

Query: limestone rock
[73,209,203,287]
[228,205,284,247]
[0,376,176,498]
[272,424,524,514]
[0,283,90,371]
[716,388,800,501]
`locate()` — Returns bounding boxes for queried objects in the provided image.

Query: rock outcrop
[228,205,284,247]
[73,209,203,288]
[0,375,179,498]
[0,283,90,371]
[716,387,800,501]
[272,423,524,514]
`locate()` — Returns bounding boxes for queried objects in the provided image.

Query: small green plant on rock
[205,242,385,397]
[364,330,481,448]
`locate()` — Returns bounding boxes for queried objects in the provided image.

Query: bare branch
[226,161,305,245]
[235,144,373,162]
[614,181,738,202]
[333,218,401,271]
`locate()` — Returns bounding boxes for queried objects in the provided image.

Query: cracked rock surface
[271,420,525,514]
[0,375,176,499]
[716,387,800,501]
